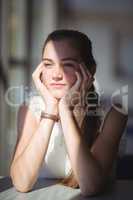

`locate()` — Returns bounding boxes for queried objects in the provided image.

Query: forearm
[91,106,128,174]
[10,118,54,192]
[59,107,104,193]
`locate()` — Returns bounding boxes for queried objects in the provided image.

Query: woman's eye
[43,63,53,68]
[63,63,75,68]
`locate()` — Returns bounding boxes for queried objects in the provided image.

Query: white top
[28,95,72,178]
[27,82,126,180]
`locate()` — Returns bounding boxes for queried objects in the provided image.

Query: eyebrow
[42,57,80,63]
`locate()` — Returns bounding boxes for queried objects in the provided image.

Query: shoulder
[17,101,40,133]
[17,94,45,125]
[102,103,128,126]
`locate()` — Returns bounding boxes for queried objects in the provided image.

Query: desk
[0,177,133,200]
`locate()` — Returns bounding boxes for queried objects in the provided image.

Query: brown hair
[42,29,101,188]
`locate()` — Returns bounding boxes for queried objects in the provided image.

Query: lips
[50,83,66,88]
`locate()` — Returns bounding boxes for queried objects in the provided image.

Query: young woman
[10,30,128,196]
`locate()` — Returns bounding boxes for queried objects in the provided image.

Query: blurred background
[0,0,133,177]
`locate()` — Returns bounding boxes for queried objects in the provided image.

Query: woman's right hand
[32,62,59,115]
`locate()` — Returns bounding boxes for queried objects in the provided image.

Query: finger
[33,66,43,79]
[34,77,43,91]
[81,63,92,77]
[79,63,90,81]
[82,63,92,80]
[33,69,44,88]
[32,62,44,78]
[33,62,43,74]
[71,71,82,91]
[86,76,95,91]
[62,72,82,108]
[32,74,43,90]
[36,78,49,97]
[86,70,92,80]
[32,66,45,86]
[78,64,89,91]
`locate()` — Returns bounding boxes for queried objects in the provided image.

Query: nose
[52,65,63,81]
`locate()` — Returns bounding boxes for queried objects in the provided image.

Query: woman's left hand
[59,63,94,111]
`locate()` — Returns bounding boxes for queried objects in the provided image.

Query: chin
[50,90,66,99]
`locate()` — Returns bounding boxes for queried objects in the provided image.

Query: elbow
[80,165,107,196]
[10,168,33,193]
[16,186,32,193]
[80,176,105,197]
[13,183,32,193]
[80,184,102,197]
[11,176,33,193]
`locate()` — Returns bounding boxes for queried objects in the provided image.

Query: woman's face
[41,40,81,99]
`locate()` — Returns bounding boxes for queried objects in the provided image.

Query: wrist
[45,105,58,116]
[59,102,74,112]
[41,112,59,122]
[59,103,68,112]
[59,104,73,117]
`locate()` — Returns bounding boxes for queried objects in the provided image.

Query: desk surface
[0,178,133,200]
